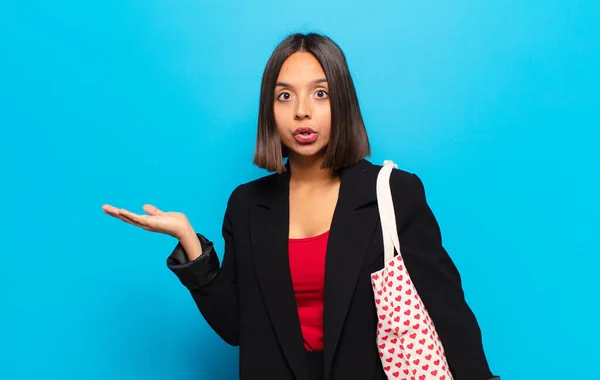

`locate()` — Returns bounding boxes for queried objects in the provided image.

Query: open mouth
[293,128,318,143]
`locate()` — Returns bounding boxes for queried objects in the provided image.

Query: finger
[102,204,120,215]
[142,204,162,216]
[103,208,121,218]
[118,208,147,225]
[118,213,147,229]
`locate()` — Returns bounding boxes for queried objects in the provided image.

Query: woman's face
[273,52,331,160]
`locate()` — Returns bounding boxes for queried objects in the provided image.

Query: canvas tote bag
[371,160,453,380]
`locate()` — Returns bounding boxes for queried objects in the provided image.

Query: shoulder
[365,160,428,207]
[390,168,427,202]
[366,160,426,197]
[225,171,282,210]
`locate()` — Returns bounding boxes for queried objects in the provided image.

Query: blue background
[1,1,599,379]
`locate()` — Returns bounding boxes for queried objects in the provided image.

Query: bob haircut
[253,33,371,174]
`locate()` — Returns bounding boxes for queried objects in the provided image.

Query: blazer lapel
[322,160,380,379]
[250,170,310,380]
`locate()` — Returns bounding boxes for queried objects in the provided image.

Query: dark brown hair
[253,33,371,173]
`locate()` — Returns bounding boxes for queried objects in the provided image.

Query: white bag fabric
[371,160,453,380]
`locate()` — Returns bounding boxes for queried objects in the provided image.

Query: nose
[294,95,312,120]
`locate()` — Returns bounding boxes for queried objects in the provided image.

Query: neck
[287,153,338,186]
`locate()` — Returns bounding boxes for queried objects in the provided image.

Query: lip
[293,127,317,135]
[293,127,318,144]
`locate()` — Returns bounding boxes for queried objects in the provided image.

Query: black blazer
[167,159,498,380]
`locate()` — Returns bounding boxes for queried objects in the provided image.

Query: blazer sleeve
[166,192,240,346]
[391,172,498,380]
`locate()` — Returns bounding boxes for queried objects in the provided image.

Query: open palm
[102,204,190,238]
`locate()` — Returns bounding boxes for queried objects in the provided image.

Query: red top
[288,230,328,351]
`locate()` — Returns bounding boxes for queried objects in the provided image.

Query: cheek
[315,105,332,136]
[273,105,288,132]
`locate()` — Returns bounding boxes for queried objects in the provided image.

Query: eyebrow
[275,78,328,87]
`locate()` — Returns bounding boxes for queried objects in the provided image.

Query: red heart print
[416,348,422,355]
[422,364,429,371]
[409,333,417,339]
[392,372,399,378]
[388,347,395,354]
[425,354,432,360]
[431,370,438,376]
[386,357,393,363]
[419,339,426,345]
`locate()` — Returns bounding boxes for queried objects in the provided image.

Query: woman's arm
[391,171,498,380]
[166,193,240,346]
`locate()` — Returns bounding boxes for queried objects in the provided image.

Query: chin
[287,144,328,159]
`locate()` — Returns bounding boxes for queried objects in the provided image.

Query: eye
[315,89,329,98]
[277,92,292,101]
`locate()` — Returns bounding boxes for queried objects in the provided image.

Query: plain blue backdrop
[1,1,599,379]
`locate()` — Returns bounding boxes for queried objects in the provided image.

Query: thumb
[142,204,162,216]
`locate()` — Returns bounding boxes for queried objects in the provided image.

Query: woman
[102,33,499,380]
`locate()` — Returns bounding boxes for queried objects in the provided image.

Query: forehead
[276,52,326,83]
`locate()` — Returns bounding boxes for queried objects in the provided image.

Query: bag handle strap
[376,160,402,266]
